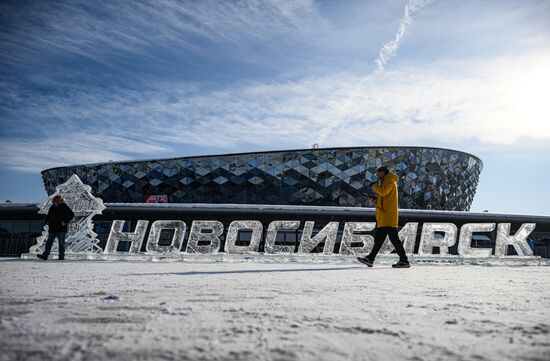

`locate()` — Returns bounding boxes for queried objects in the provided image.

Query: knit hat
[376,166,389,175]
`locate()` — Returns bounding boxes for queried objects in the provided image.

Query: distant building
[41,146,483,211]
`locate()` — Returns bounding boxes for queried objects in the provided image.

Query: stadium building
[3,146,550,258]
[41,146,483,211]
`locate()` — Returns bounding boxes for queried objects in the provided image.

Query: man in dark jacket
[37,195,74,261]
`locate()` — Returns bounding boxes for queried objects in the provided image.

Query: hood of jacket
[383,173,398,184]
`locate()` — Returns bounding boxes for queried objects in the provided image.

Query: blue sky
[1,0,549,215]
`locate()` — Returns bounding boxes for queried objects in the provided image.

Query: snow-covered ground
[1,259,549,361]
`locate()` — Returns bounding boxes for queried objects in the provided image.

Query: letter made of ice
[378,222,418,255]
[494,223,535,256]
[339,222,376,255]
[457,223,495,257]
[419,223,457,256]
[265,221,300,253]
[225,221,263,254]
[185,220,224,254]
[298,221,339,255]
[104,220,149,254]
[146,220,186,254]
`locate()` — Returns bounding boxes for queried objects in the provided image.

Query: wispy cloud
[2,1,550,174]
[2,51,550,172]
[0,133,169,173]
[0,0,327,67]
[362,0,429,79]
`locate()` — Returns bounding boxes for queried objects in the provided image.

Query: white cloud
[0,0,328,66]
[2,51,550,172]
[0,133,168,173]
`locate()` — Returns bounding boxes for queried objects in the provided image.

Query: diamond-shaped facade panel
[41,147,483,211]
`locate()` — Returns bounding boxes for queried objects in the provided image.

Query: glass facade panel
[41,147,483,211]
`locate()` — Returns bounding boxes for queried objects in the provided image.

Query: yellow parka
[371,173,399,228]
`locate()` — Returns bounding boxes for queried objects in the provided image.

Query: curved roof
[42,145,482,172]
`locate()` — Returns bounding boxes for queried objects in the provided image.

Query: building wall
[2,203,550,257]
[41,147,483,210]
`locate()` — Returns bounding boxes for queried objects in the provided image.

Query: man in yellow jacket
[357,166,410,268]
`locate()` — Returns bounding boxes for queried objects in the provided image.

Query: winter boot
[357,256,374,267]
[392,261,410,268]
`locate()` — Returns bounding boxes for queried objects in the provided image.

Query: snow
[1,258,549,361]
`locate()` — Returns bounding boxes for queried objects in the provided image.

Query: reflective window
[42,147,483,211]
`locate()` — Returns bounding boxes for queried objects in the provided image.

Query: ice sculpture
[339,222,376,255]
[146,220,186,254]
[185,220,224,254]
[298,221,339,255]
[457,223,495,257]
[495,223,536,256]
[29,174,106,255]
[419,223,457,255]
[264,221,300,253]
[225,221,263,253]
[104,220,149,253]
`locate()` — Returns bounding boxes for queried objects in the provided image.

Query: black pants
[43,232,66,258]
[367,227,408,262]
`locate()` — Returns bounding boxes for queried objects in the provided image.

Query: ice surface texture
[30,175,105,255]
